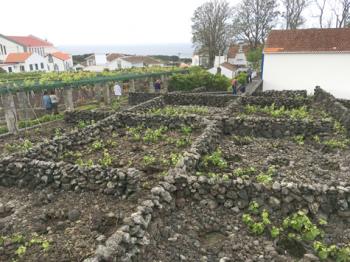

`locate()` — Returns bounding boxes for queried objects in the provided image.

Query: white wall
[95,54,107,65]
[24,53,47,72]
[208,66,235,79]
[47,56,72,72]
[0,36,25,61]
[263,53,350,99]
[214,56,227,67]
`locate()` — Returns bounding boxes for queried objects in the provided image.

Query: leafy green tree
[246,47,263,72]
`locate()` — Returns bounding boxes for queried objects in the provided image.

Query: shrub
[236,72,248,85]
[168,67,230,92]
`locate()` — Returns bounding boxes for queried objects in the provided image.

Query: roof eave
[264,51,350,54]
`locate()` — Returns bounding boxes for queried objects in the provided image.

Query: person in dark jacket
[42,91,52,113]
[154,79,161,93]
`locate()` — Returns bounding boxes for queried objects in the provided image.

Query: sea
[58,43,194,58]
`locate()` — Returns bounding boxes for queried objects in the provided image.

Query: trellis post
[2,92,19,134]
[63,87,74,111]
[17,91,34,120]
[103,83,111,105]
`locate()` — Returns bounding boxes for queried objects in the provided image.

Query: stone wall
[253,90,307,98]
[128,93,161,106]
[64,110,114,124]
[240,96,310,109]
[164,93,237,107]
[314,87,350,136]
[337,98,350,109]
[223,116,333,138]
[0,156,141,197]
[128,92,238,108]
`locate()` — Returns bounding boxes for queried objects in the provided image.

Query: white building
[0,34,72,72]
[46,52,73,72]
[192,54,210,67]
[85,54,107,66]
[208,62,238,79]
[0,34,58,62]
[108,56,163,70]
[214,44,250,68]
[1,52,48,73]
[263,28,350,99]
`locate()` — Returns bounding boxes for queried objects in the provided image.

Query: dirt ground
[0,186,146,262]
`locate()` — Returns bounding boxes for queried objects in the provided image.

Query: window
[48,55,53,63]
[8,67,12,73]
[29,64,33,71]
[40,63,44,69]
[35,64,38,70]
[20,65,25,72]
[3,46,6,55]
[0,45,3,55]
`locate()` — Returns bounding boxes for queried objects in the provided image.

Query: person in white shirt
[114,83,122,99]
[49,90,59,115]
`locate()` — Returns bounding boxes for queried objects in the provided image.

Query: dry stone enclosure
[0,87,350,262]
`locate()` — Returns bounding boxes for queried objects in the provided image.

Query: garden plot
[140,198,350,262]
[0,186,142,261]
[195,134,350,186]
[0,120,76,156]
[240,103,328,121]
[146,105,224,118]
[54,124,201,186]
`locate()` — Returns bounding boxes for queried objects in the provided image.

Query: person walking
[42,91,52,114]
[49,90,59,115]
[154,79,161,93]
[247,68,253,83]
[114,82,122,100]
[231,78,238,95]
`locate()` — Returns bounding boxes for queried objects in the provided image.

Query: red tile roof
[228,45,250,58]
[264,28,350,53]
[6,35,53,47]
[5,52,32,63]
[51,52,71,61]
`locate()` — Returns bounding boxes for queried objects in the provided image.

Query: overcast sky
[2,0,240,46]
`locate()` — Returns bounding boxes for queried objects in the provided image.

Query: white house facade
[46,52,73,72]
[2,52,48,73]
[213,44,250,68]
[85,54,107,66]
[0,35,25,62]
[263,28,350,99]
[208,62,237,79]
[0,33,71,72]
[107,56,162,70]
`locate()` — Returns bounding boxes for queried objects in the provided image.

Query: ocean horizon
[58,43,194,58]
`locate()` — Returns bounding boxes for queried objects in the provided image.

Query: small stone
[180,255,187,261]
[302,253,320,261]
[96,235,106,242]
[272,182,281,191]
[219,257,231,262]
[269,196,281,208]
[67,209,80,222]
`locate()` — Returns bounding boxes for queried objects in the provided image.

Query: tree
[282,0,310,29]
[332,0,350,28]
[314,0,328,28]
[313,0,350,28]
[233,0,279,48]
[246,47,263,72]
[192,0,233,67]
